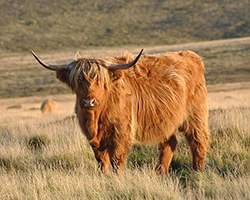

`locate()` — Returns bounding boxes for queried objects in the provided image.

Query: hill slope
[1,37,250,98]
[0,0,250,53]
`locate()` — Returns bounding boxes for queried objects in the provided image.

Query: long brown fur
[55,50,210,174]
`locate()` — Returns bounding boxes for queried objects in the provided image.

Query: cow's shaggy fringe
[68,58,111,91]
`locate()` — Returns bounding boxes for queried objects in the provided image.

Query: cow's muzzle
[81,98,100,109]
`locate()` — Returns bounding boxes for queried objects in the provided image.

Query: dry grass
[0,83,249,199]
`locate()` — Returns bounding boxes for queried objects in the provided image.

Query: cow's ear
[109,70,124,83]
[56,68,70,86]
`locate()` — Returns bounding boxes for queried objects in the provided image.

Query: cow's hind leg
[155,135,177,175]
[182,84,210,171]
[182,118,210,171]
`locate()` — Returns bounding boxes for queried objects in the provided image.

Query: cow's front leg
[89,127,105,149]
[108,122,131,175]
[92,148,110,175]
[110,152,127,175]
[155,135,177,174]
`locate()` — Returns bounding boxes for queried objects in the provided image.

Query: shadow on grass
[127,144,192,184]
[0,153,82,173]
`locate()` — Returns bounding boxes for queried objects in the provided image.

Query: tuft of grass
[27,134,51,151]
[0,156,31,172]
[36,153,82,171]
[0,152,83,173]
[127,145,158,169]
[207,107,250,176]
[50,115,77,126]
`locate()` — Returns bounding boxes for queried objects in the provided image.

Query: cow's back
[123,51,207,143]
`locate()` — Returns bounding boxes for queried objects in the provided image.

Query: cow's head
[31,50,143,112]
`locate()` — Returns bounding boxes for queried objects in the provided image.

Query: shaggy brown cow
[31,49,210,175]
[41,99,58,114]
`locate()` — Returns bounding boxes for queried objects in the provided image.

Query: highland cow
[41,99,58,114]
[31,49,210,175]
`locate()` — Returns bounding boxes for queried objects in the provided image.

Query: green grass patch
[27,134,51,151]
[0,157,27,172]
[127,145,158,169]
[36,153,81,171]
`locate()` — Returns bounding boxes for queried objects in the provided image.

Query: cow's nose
[82,98,99,108]
[84,98,95,107]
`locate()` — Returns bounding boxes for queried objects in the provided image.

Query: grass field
[0,36,250,199]
[0,82,249,199]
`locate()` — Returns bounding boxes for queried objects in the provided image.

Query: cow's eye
[78,77,83,82]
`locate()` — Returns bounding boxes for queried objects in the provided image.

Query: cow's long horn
[106,49,143,71]
[30,50,70,71]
